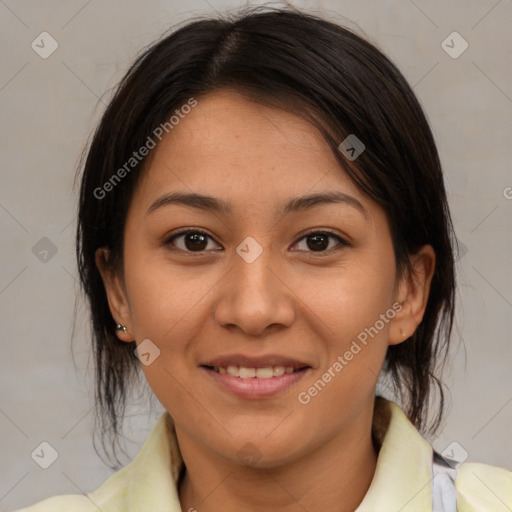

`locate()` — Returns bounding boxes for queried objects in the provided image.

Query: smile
[210,365,298,378]
[201,365,311,399]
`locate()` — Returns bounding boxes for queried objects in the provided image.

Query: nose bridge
[233,235,274,291]
[214,238,295,335]
[237,245,273,292]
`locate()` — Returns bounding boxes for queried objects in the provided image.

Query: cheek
[122,253,216,393]
[296,305,392,439]
[124,260,208,422]
[303,250,396,341]
[124,253,210,338]
[299,248,396,400]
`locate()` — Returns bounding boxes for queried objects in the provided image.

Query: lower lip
[201,366,310,399]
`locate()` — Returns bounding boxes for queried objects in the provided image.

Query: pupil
[185,233,207,251]
[307,234,328,251]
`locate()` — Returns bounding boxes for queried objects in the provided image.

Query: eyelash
[163,228,349,256]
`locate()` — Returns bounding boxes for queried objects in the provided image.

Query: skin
[96,89,435,512]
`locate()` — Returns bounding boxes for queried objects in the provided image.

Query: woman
[17,5,512,511]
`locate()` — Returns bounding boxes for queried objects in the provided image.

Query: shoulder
[455,461,512,510]
[13,465,131,512]
[14,494,99,512]
[13,411,178,512]
[13,474,130,512]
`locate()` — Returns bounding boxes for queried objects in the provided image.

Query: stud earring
[116,324,127,333]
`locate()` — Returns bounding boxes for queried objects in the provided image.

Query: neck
[176,404,378,512]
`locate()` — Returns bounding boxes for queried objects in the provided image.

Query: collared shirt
[16,398,512,511]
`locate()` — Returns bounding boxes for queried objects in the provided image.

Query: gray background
[1,0,511,510]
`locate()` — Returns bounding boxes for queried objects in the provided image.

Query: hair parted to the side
[75,4,456,469]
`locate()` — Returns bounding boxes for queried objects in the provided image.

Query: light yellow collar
[356,397,433,510]
[89,397,434,511]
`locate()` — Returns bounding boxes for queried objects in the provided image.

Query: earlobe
[388,245,436,346]
[95,247,133,342]
[388,302,410,346]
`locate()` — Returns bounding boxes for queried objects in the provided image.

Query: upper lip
[200,353,311,369]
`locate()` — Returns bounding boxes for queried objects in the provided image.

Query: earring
[400,327,406,339]
[117,324,127,333]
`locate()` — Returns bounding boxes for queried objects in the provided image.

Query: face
[97,89,434,468]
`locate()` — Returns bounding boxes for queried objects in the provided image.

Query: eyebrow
[147,190,367,219]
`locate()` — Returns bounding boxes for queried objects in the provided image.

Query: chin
[217,429,308,469]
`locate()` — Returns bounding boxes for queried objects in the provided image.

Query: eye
[164,229,348,255]
[292,230,348,254]
[164,229,221,253]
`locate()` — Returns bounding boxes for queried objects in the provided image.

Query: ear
[95,247,133,342]
[388,244,436,346]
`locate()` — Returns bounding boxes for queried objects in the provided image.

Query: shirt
[15,397,512,511]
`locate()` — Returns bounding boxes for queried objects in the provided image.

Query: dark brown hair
[75,5,456,468]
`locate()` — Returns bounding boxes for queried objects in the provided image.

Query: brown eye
[293,231,347,253]
[306,233,330,251]
[183,232,208,251]
[165,230,219,252]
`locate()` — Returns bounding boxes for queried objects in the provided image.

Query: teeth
[227,365,239,377]
[213,365,298,378]
[256,367,273,379]
[239,367,256,378]
[273,366,285,377]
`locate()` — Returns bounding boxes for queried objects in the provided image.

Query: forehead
[132,89,369,215]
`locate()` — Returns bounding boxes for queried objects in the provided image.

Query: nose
[214,245,296,336]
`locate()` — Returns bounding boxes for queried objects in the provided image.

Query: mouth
[202,364,308,379]
[199,355,312,398]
